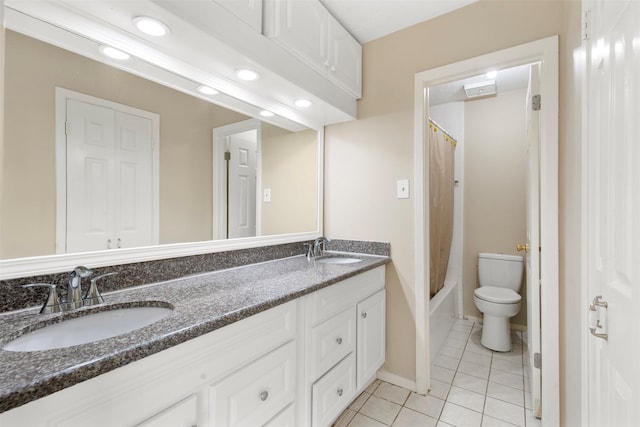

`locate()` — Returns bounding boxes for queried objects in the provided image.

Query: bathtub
[429,279,458,362]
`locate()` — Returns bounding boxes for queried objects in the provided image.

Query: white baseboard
[463,314,527,332]
[376,369,417,392]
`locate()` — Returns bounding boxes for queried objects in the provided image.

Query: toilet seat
[474,286,521,304]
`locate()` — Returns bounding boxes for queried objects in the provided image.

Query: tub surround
[0,239,389,313]
[0,241,389,413]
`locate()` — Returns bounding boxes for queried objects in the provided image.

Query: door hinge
[224,151,231,161]
[534,352,542,369]
[532,94,541,111]
[582,9,591,41]
[65,121,71,135]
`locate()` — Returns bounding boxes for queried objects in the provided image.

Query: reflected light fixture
[197,85,219,96]
[235,69,260,81]
[463,80,497,98]
[486,70,498,79]
[259,110,275,117]
[99,46,130,60]
[294,99,312,108]
[133,16,170,37]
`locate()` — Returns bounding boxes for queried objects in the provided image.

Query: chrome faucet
[305,237,331,261]
[84,272,118,306]
[66,266,93,309]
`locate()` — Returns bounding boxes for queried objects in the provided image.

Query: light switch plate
[397,179,409,199]
[263,188,271,202]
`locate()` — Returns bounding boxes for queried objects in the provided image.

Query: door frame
[212,119,262,240]
[413,36,559,425]
[55,87,160,254]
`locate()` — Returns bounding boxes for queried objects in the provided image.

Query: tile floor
[333,319,541,427]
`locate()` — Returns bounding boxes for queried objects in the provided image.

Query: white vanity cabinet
[303,266,386,427]
[264,0,362,98]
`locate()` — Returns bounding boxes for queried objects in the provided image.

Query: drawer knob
[260,391,269,401]
[337,388,344,397]
[361,312,368,319]
[336,337,343,345]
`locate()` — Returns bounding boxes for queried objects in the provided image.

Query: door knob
[516,244,529,252]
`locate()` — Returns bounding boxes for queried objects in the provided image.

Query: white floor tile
[445,336,469,350]
[453,372,489,395]
[437,422,456,427]
[439,402,482,427]
[428,378,451,400]
[449,330,472,341]
[350,392,371,411]
[392,407,438,427]
[452,323,473,333]
[489,369,524,390]
[491,357,524,376]
[465,341,493,356]
[462,351,493,367]
[483,397,525,427]
[441,345,465,359]
[482,414,519,427]
[525,409,541,427]
[348,413,388,427]
[446,386,486,413]
[458,360,491,379]
[366,380,382,394]
[486,381,524,407]
[359,395,402,425]
[333,409,357,427]
[432,365,456,384]
[374,381,411,405]
[435,353,461,370]
[405,392,445,419]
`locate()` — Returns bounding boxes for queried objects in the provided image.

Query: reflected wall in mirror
[1,29,318,260]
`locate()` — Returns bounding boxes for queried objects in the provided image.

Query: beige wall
[261,127,318,235]
[463,89,528,326]
[325,0,584,424]
[1,30,248,258]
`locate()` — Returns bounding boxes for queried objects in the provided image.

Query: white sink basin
[3,306,173,352]
[317,257,362,264]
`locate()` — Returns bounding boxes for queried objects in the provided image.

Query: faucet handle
[23,283,62,314]
[304,243,314,261]
[83,272,117,306]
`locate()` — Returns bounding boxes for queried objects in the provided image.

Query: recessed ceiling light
[133,16,170,37]
[197,85,219,96]
[235,69,260,81]
[99,46,130,60]
[294,99,312,108]
[486,70,498,79]
[259,110,275,117]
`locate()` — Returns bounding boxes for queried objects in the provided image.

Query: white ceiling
[320,0,479,43]
[429,63,533,106]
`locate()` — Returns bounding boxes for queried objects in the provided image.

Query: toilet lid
[474,286,521,304]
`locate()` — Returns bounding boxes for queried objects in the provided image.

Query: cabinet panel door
[210,341,296,427]
[327,17,362,98]
[136,394,199,427]
[266,0,328,68]
[357,290,386,388]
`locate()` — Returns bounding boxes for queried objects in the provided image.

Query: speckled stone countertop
[0,252,390,414]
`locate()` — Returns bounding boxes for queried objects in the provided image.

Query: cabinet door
[266,0,328,69]
[356,290,386,388]
[210,341,296,427]
[136,394,198,427]
[327,17,362,98]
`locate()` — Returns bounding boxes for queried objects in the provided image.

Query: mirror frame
[0,4,324,280]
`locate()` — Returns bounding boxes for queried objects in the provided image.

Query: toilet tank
[478,253,524,292]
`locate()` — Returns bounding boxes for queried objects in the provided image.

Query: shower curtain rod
[428,118,457,146]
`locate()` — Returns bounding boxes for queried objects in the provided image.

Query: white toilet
[473,252,524,352]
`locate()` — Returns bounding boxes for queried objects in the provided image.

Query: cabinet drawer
[310,307,355,381]
[210,341,296,427]
[136,394,198,427]
[309,266,385,325]
[263,403,296,427]
[311,353,356,427]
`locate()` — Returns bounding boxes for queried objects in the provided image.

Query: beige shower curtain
[429,121,456,298]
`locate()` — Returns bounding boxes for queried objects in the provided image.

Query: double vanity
[0,245,389,427]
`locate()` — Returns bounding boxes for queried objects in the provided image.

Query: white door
[227,130,257,239]
[66,99,154,252]
[583,0,640,425]
[525,63,542,418]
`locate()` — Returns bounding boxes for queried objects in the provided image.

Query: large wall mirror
[0,4,322,277]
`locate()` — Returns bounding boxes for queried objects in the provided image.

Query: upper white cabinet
[264,0,362,98]
[214,0,263,32]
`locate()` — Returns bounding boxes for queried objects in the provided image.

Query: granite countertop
[0,252,390,414]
